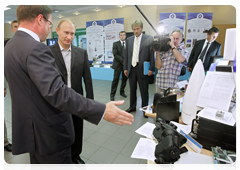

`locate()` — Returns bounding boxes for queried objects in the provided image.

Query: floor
[4,78,157,164]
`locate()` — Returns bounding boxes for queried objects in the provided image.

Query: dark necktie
[199,42,210,62]
[122,42,125,57]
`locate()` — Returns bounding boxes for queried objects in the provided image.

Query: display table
[147,144,213,170]
[90,67,114,81]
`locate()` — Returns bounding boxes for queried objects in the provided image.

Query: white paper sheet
[198,107,235,126]
[170,121,192,134]
[176,80,188,89]
[196,71,235,112]
[131,138,157,162]
[175,151,213,164]
[135,122,156,139]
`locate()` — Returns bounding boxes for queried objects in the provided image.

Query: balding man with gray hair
[155,30,189,94]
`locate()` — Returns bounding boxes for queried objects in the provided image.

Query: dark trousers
[30,147,72,164]
[71,115,83,162]
[129,64,149,109]
[110,68,127,97]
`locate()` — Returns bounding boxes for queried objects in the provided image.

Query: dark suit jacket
[4,31,105,156]
[187,39,221,71]
[49,43,93,99]
[124,34,154,78]
[112,40,124,71]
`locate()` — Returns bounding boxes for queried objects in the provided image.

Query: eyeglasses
[43,16,53,29]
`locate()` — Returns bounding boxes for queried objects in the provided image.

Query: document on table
[198,107,236,126]
[196,71,235,111]
[173,151,215,170]
[135,122,155,139]
[170,121,192,134]
[176,80,188,89]
[131,138,156,162]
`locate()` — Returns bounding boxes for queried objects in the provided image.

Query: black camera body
[152,35,171,52]
[153,118,188,164]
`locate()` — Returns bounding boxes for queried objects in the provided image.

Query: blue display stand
[90,67,114,81]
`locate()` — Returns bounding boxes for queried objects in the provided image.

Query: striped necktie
[132,37,138,67]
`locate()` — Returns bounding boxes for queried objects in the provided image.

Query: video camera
[135,5,171,52]
[153,118,188,164]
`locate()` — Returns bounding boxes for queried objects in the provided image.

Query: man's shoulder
[213,41,221,46]
[72,45,86,53]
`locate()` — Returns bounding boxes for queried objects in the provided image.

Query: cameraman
[155,30,189,94]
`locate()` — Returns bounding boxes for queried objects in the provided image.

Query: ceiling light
[54,10,59,13]
[8,21,11,24]
[74,11,80,15]
[119,5,123,8]
[4,6,11,11]
[95,8,99,12]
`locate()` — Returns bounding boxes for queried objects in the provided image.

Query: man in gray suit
[124,19,154,118]
[49,19,92,164]
[4,5,133,164]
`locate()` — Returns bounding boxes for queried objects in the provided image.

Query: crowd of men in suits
[4,5,221,164]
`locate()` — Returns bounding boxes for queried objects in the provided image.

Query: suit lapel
[139,34,146,54]
[71,45,76,70]
[53,43,67,70]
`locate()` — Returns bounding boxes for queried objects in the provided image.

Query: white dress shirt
[133,33,143,62]
[58,42,72,88]
[199,39,212,63]
[18,27,40,42]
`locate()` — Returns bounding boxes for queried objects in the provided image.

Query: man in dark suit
[124,19,154,118]
[4,5,133,164]
[49,19,92,164]
[187,27,221,72]
[4,20,18,46]
[110,31,128,101]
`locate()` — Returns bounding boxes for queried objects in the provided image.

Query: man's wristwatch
[171,46,177,50]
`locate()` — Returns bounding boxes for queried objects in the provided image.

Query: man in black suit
[4,20,18,46]
[49,19,92,164]
[187,27,221,72]
[110,31,128,101]
[4,5,133,164]
[124,19,154,118]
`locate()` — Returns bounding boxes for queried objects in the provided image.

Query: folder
[143,61,150,75]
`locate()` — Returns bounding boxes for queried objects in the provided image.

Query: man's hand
[187,67,192,72]
[104,100,134,126]
[169,36,175,48]
[124,70,128,77]
[148,70,153,76]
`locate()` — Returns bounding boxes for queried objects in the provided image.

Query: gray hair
[171,30,183,38]
[131,19,143,29]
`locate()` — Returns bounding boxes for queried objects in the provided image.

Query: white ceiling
[4,5,130,24]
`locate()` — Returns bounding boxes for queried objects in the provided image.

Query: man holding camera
[155,30,189,94]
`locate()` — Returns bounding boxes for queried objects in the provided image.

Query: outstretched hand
[104,100,134,126]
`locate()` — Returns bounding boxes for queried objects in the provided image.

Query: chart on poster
[86,20,104,62]
[185,13,213,53]
[104,18,124,63]
[159,12,186,36]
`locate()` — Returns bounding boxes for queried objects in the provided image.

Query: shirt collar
[135,33,143,40]
[18,27,40,42]
[58,41,71,51]
[120,40,125,44]
[205,39,213,44]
